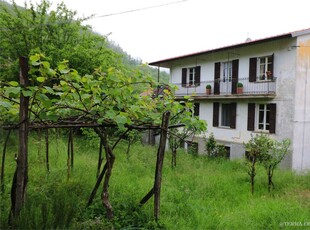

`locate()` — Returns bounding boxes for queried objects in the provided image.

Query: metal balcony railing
[172,77,276,97]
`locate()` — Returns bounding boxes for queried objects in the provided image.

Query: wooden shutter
[214,62,220,95]
[269,54,274,80]
[249,58,257,82]
[230,102,237,129]
[182,68,187,87]
[213,102,219,127]
[232,59,239,94]
[268,103,276,134]
[247,103,255,131]
[195,66,201,86]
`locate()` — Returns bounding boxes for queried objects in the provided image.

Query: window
[214,60,239,94]
[249,55,274,82]
[189,68,195,85]
[187,141,198,154]
[221,104,231,127]
[193,103,200,117]
[213,102,236,129]
[247,103,276,133]
[257,104,270,131]
[222,61,232,82]
[182,66,201,87]
[258,56,273,81]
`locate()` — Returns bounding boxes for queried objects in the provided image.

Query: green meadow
[1,133,310,229]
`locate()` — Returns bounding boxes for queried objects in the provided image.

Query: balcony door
[220,61,232,94]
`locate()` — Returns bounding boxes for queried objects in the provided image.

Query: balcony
[172,77,276,100]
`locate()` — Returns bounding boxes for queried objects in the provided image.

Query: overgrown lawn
[1,133,310,229]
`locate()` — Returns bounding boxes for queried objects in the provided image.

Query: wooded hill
[0,0,169,83]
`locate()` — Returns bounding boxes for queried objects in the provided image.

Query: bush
[205,133,228,158]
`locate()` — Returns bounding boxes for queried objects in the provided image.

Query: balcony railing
[172,77,276,98]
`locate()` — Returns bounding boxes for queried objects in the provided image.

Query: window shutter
[214,62,220,95]
[232,59,239,94]
[182,68,187,87]
[230,102,237,129]
[195,66,201,86]
[213,102,219,127]
[249,58,257,82]
[269,54,274,80]
[268,103,276,134]
[247,103,255,131]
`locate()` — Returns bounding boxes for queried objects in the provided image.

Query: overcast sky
[11,0,310,63]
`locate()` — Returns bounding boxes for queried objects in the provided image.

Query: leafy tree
[244,134,290,194]
[259,139,290,192]
[0,0,120,81]
[168,100,206,167]
[244,134,273,194]
[0,54,205,222]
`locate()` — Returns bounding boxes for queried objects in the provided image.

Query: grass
[1,132,310,229]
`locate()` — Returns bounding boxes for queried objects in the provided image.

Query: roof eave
[149,33,293,68]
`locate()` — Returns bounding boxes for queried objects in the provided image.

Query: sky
[10,0,310,64]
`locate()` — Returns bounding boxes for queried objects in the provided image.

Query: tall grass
[1,133,310,229]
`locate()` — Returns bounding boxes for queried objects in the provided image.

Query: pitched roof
[149,28,310,68]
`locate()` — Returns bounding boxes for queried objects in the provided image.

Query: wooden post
[9,57,30,222]
[1,129,11,192]
[139,112,171,214]
[45,129,49,172]
[154,111,170,221]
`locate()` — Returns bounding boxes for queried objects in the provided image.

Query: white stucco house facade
[149,28,310,172]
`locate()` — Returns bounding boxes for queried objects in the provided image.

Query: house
[149,28,310,172]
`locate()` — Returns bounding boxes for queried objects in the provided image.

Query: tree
[259,139,290,192]
[168,100,206,167]
[244,134,290,194]
[0,54,205,223]
[0,0,119,81]
[244,134,273,194]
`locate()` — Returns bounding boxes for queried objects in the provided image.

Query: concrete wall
[292,34,310,172]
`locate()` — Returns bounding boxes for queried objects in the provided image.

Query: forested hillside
[0,0,169,83]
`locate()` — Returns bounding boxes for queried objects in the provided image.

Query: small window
[187,141,198,154]
[193,103,200,117]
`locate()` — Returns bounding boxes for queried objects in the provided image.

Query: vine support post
[154,111,170,221]
[9,57,30,224]
[45,129,49,172]
[1,129,11,192]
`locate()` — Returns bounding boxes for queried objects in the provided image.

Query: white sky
[11,0,310,63]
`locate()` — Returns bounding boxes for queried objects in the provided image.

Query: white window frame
[220,103,231,127]
[257,56,272,81]
[256,104,270,131]
[187,67,196,86]
[222,61,232,82]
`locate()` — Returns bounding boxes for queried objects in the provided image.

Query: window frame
[247,103,276,134]
[181,66,201,87]
[213,102,236,129]
[256,104,270,131]
[222,61,232,82]
[188,67,196,85]
[257,55,273,81]
[220,103,231,127]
